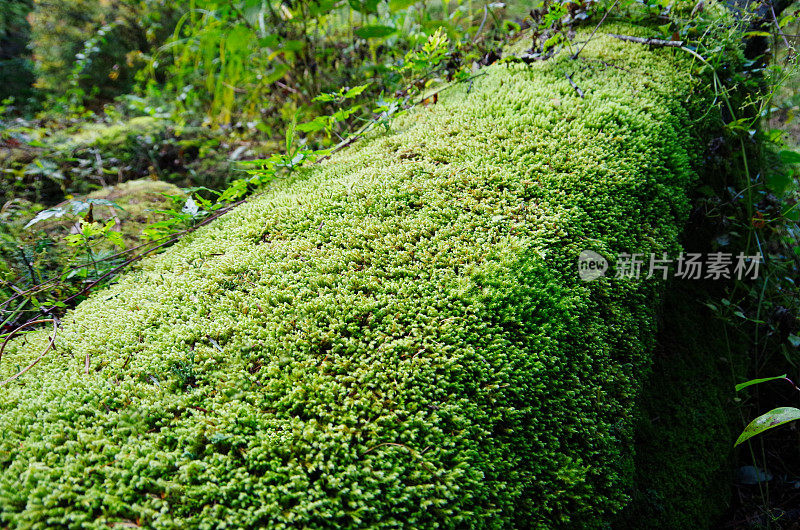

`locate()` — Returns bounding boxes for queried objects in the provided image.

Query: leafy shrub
[0,24,725,527]
[135,0,504,139]
[28,0,180,103]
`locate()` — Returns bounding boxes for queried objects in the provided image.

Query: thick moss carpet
[0,25,721,528]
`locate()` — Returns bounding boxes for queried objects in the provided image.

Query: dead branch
[572,0,620,59]
[577,56,635,74]
[566,74,585,98]
[607,33,684,47]
[0,317,59,387]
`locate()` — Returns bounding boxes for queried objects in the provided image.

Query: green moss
[0,26,723,528]
[617,284,740,528]
[56,117,168,151]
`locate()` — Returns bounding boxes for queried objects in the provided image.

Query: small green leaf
[743,31,773,38]
[766,172,793,194]
[354,25,396,39]
[779,150,800,164]
[735,375,787,392]
[349,0,379,13]
[308,0,336,15]
[735,407,800,446]
[344,83,371,99]
[105,230,125,248]
[332,105,360,122]
[313,92,339,103]
[297,116,332,133]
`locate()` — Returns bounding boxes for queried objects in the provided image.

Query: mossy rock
[81,179,184,243]
[0,22,736,528]
[54,117,168,152]
[24,179,183,246]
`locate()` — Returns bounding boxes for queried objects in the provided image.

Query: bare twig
[577,56,635,74]
[0,200,245,323]
[0,317,58,387]
[572,0,620,59]
[473,5,489,43]
[0,318,53,364]
[275,81,300,95]
[769,0,794,62]
[782,376,800,393]
[607,33,684,47]
[1,227,190,312]
[565,74,585,98]
[411,72,488,106]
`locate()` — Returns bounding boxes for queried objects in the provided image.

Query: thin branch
[0,318,53,363]
[0,317,59,387]
[2,227,186,312]
[275,81,300,95]
[44,201,244,314]
[411,72,488,106]
[473,5,489,43]
[572,0,620,59]
[577,56,635,74]
[0,200,245,323]
[565,74,585,98]
[317,73,487,163]
[769,0,794,62]
[607,33,684,47]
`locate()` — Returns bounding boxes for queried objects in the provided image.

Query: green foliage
[26,198,120,226]
[29,0,180,103]
[0,0,36,103]
[733,375,800,447]
[0,179,185,331]
[735,374,789,392]
[736,407,800,446]
[134,0,497,142]
[0,24,722,526]
[4,0,800,525]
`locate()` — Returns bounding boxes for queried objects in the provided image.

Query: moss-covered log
[0,25,723,528]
